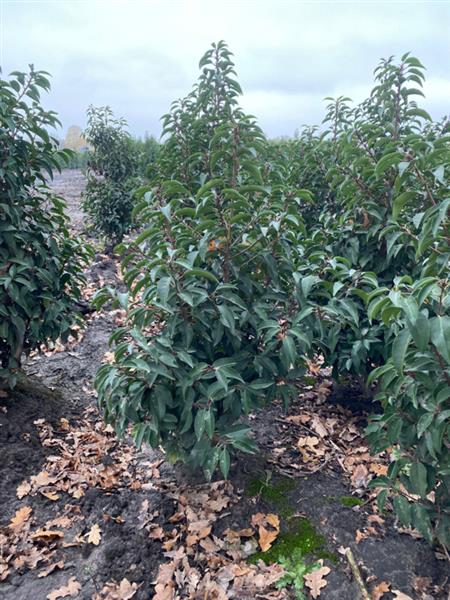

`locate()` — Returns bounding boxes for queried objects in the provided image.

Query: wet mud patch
[0,382,65,514]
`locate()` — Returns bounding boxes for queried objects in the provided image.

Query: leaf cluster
[0,67,90,387]
[82,106,140,243]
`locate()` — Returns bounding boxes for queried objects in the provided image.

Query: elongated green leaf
[430,316,450,364]
[184,269,219,284]
[392,329,411,374]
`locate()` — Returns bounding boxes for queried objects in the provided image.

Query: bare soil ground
[0,170,448,600]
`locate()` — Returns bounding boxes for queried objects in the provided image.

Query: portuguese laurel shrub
[284,54,449,548]
[95,42,314,479]
[95,46,449,548]
[0,67,90,388]
[82,106,140,244]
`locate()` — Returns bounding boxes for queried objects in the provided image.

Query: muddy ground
[0,170,448,600]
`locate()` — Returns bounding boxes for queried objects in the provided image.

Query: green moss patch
[338,496,364,508]
[245,476,296,517]
[245,475,337,565]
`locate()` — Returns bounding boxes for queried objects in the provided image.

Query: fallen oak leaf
[87,523,102,545]
[258,525,279,552]
[94,578,140,599]
[47,576,81,600]
[251,512,280,552]
[266,514,280,530]
[38,560,65,578]
[0,562,10,581]
[286,414,311,425]
[62,533,85,548]
[304,560,331,598]
[355,529,368,544]
[117,578,140,599]
[40,490,60,501]
[13,545,46,570]
[369,463,388,476]
[9,506,32,530]
[30,471,58,489]
[351,464,369,489]
[45,516,75,529]
[224,528,254,542]
[367,514,385,526]
[31,528,64,542]
[250,512,267,527]
[311,415,328,438]
[371,580,390,599]
[16,480,32,499]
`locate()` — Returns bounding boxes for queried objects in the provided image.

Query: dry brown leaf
[311,415,328,438]
[187,519,211,540]
[31,529,64,541]
[286,414,311,425]
[304,561,331,598]
[251,513,280,552]
[16,481,32,499]
[0,562,10,581]
[38,560,65,578]
[9,506,32,530]
[258,525,279,552]
[355,529,368,544]
[103,351,115,364]
[45,516,74,529]
[306,359,322,375]
[115,579,139,599]
[369,463,388,476]
[225,528,254,542]
[47,576,81,600]
[87,523,102,545]
[266,514,280,530]
[351,464,369,488]
[412,576,432,594]
[149,526,165,540]
[367,514,385,526]
[31,471,57,488]
[94,578,139,599]
[199,536,220,553]
[40,490,60,501]
[62,533,85,548]
[59,418,70,431]
[250,513,266,527]
[371,580,390,600]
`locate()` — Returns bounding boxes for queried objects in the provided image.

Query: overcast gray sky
[1,0,449,139]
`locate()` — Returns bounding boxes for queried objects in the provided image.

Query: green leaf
[416,412,434,438]
[184,269,219,284]
[412,504,433,543]
[196,178,223,197]
[409,462,428,498]
[218,304,235,333]
[430,316,450,364]
[219,447,230,478]
[392,191,415,220]
[282,336,297,368]
[392,329,411,375]
[407,313,430,352]
[393,495,411,526]
[157,276,172,306]
[194,409,206,441]
[375,152,403,178]
[205,409,215,439]
[300,275,320,298]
